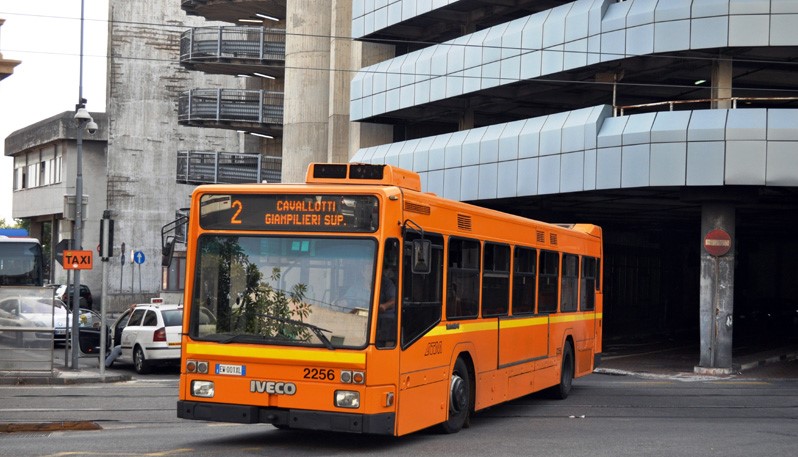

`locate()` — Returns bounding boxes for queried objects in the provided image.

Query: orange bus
[177,163,603,436]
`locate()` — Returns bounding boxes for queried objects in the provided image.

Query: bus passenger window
[446,238,480,320]
[580,256,597,311]
[560,254,578,312]
[538,250,559,313]
[512,247,536,314]
[482,243,510,317]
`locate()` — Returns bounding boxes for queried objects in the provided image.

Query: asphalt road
[0,370,796,457]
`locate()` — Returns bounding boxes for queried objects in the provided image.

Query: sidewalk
[0,356,131,385]
[596,338,798,379]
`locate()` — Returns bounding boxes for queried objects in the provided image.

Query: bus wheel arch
[439,352,474,434]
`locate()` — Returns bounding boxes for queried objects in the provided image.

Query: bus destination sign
[199,194,379,232]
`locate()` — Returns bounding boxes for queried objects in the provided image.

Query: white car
[113,300,183,374]
[0,296,100,345]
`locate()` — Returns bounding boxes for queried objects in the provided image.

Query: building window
[162,255,186,291]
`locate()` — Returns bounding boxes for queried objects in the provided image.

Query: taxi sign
[63,250,94,270]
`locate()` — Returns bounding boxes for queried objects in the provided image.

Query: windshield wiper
[219,333,283,344]
[256,313,335,350]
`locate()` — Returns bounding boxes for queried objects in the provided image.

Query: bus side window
[447,237,480,320]
[560,254,579,312]
[482,243,510,317]
[512,247,536,315]
[580,256,597,311]
[538,250,559,313]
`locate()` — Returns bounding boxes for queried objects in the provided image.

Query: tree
[233,266,311,341]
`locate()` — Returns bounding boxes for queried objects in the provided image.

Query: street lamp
[70,103,96,370]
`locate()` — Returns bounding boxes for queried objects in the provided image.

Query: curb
[0,372,131,386]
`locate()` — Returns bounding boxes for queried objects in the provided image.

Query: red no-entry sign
[704,229,731,257]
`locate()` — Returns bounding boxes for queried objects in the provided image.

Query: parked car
[0,308,51,347]
[110,299,183,374]
[0,296,103,345]
[54,284,94,309]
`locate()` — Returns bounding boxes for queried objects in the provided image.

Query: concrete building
[6,1,390,310]
[349,0,798,372]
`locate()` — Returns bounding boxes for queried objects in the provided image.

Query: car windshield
[21,299,62,314]
[189,235,376,348]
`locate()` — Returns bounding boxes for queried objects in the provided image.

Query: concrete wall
[104,0,242,312]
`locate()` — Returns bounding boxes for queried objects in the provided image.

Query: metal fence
[178,89,284,125]
[180,26,286,63]
[177,151,282,184]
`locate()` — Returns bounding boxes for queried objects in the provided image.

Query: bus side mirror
[411,239,431,274]
[161,239,175,267]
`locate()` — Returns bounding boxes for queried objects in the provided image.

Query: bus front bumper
[177,400,395,435]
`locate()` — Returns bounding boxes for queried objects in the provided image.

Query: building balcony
[180,26,284,77]
[176,150,281,185]
[181,0,286,24]
[178,88,283,137]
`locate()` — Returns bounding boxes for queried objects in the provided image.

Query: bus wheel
[552,342,574,400]
[440,357,471,434]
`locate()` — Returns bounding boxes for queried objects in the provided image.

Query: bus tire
[552,342,574,400]
[134,346,150,374]
[439,357,471,434]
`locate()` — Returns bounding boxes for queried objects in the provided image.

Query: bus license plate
[215,364,246,376]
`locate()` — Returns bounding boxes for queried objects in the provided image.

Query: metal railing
[178,89,284,125]
[615,96,798,116]
[177,151,282,184]
[180,26,285,63]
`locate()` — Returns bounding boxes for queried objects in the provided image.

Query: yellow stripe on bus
[185,343,366,364]
[429,312,602,336]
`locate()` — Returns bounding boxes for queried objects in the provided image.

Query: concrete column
[696,203,736,374]
[281,0,331,183]
[711,58,732,109]
[327,0,352,164]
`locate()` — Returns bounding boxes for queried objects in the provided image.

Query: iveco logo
[250,380,297,395]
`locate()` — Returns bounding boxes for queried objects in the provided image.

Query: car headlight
[191,380,214,398]
[334,390,360,409]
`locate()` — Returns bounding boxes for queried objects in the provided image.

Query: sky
[0,0,109,225]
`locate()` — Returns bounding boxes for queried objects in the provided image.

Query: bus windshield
[0,238,44,286]
[189,235,377,349]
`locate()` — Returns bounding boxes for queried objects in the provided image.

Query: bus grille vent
[536,231,545,243]
[550,233,558,245]
[405,201,431,215]
[457,214,472,231]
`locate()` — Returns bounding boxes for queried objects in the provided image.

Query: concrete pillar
[328,0,352,164]
[711,58,732,109]
[696,203,736,374]
[281,0,331,183]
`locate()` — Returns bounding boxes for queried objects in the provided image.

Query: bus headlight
[191,380,215,398]
[334,390,360,409]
